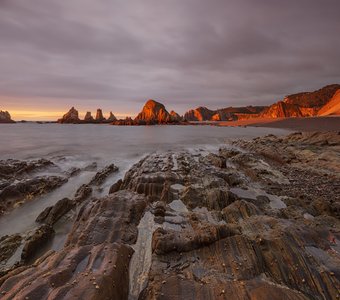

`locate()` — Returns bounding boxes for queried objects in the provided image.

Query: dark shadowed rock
[95,109,106,122]
[0,111,15,123]
[109,179,122,194]
[74,184,92,202]
[84,111,94,122]
[21,225,55,262]
[107,111,117,122]
[36,198,75,225]
[89,164,119,185]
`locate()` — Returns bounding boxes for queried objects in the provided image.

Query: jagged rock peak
[107,111,117,122]
[58,107,80,124]
[0,110,15,123]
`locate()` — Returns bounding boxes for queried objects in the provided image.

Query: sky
[0,0,340,120]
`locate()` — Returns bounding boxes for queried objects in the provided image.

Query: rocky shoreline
[0,131,339,299]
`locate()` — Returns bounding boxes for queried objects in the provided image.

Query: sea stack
[95,109,106,122]
[169,110,182,122]
[107,112,117,122]
[58,107,80,124]
[0,110,15,123]
[84,112,94,122]
[135,99,171,124]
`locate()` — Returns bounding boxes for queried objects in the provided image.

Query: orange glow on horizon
[9,110,133,121]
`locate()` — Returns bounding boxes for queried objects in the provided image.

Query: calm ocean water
[0,123,290,161]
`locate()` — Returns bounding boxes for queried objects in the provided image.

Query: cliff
[318,89,340,116]
[184,106,265,121]
[0,110,15,123]
[261,84,340,118]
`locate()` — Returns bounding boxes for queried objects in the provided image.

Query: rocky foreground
[0,132,339,299]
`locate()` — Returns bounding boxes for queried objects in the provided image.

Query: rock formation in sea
[107,111,117,122]
[0,111,15,123]
[169,110,182,122]
[0,132,339,299]
[84,111,94,122]
[95,109,106,122]
[58,107,80,124]
[135,99,171,124]
[110,99,183,125]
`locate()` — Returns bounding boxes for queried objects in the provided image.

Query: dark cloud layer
[0,0,340,118]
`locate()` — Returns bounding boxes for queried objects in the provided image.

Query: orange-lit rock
[318,89,340,116]
[135,99,171,124]
[184,107,214,121]
[261,84,340,118]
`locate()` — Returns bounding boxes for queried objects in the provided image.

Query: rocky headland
[184,84,340,121]
[0,131,339,299]
[0,111,15,124]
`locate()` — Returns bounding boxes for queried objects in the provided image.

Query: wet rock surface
[0,131,339,299]
[0,158,67,216]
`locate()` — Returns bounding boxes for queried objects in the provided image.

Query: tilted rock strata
[0,132,339,299]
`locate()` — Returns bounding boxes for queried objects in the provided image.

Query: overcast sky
[0,0,340,120]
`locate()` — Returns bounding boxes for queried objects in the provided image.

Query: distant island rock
[58,107,117,124]
[0,110,15,123]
